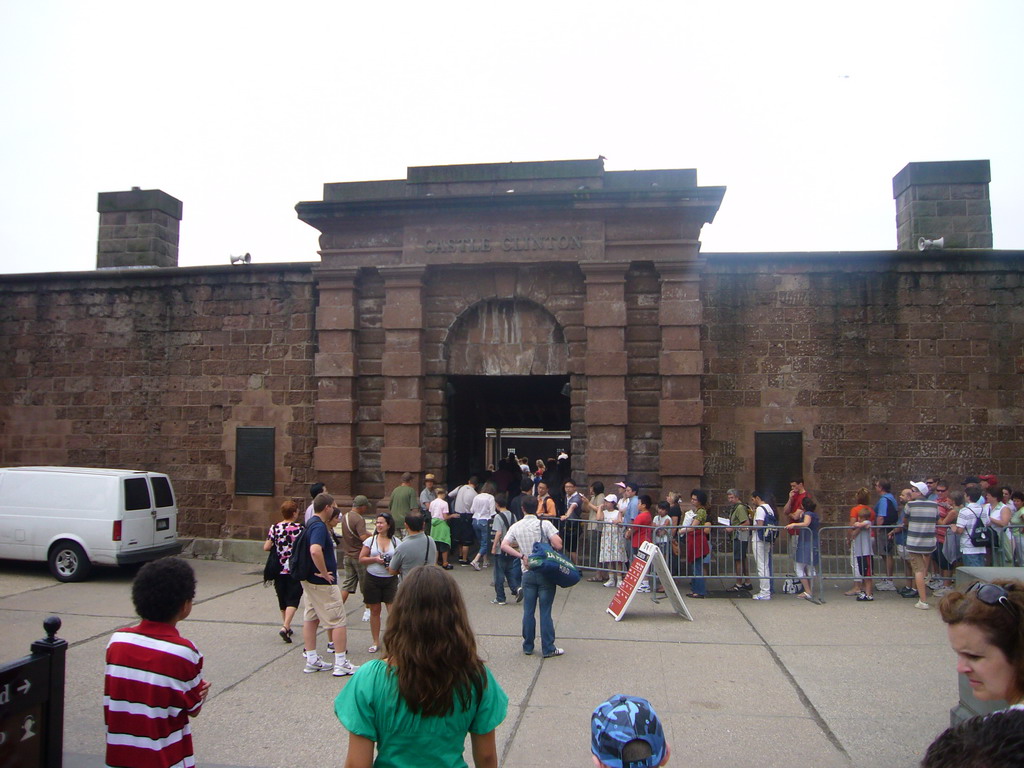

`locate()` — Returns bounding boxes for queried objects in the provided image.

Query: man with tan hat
[419,473,437,512]
[337,495,370,607]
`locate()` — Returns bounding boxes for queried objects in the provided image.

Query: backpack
[288,520,317,581]
[969,509,992,548]
[881,496,899,527]
[759,505,779,543]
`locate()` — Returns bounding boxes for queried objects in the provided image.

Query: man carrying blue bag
[501,494,566,658]
[528,541,581,588]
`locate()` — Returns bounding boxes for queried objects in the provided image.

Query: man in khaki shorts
[300,493,358,677]
[338,495,370,606]
[903,481,939,611]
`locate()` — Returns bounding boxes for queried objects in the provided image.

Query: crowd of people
[104,548,1024,768]
[96,460,1024,767]
[258,467,1024,665]
[442,468,1024,610]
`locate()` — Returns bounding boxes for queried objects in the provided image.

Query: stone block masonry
[97,188,183,269]
[3,160,1023,541]
[701,251,1024,520]
[893,160,992,250]
[0,265,317,539]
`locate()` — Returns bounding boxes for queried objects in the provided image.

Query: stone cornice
[296,187,726,227]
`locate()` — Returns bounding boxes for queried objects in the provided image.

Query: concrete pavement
[0,557,958,768]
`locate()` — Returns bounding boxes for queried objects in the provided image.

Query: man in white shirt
[303,482,326,524]
[952,483,991,568]
[501,495,564,658]
[451,477,478,566]
[469,482,497,570]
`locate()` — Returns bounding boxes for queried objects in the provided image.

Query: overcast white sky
[1,1,1021,274]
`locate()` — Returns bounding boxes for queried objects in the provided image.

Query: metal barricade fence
[570,517,813,597]
[567,519,1023,601]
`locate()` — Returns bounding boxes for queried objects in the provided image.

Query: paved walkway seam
[735,601,853,765]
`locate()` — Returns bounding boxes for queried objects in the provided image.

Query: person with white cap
[903,480,939,609]
[597,493,627,587]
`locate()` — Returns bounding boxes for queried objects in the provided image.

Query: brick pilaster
[312,267,360,499]
[582,263,629,480]
[656,261,705,490]
[380,266,427,495]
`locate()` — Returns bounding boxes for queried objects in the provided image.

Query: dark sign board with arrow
[0,617,66,768]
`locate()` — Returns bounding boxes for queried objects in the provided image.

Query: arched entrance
[443,299,570,483]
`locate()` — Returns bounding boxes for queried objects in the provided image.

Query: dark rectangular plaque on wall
[754,431,803,507]
[236,427,275,496]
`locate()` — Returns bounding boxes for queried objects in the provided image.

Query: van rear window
[124,478,151,511]
[152,476,175,508]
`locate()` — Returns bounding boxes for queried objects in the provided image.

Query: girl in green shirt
[336,566,508,768]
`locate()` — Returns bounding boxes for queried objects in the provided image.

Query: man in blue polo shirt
[301,493,358,678]
[874,479,899,591]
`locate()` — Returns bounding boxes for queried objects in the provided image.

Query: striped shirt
[104,621,205,768]
[904,499,938,554]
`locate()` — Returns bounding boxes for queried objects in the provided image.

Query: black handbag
[263,547,282,583]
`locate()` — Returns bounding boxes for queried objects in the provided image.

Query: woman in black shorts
[359,512,398,654]
[263,500,304,642]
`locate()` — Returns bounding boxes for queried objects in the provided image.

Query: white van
[0,467,182,582]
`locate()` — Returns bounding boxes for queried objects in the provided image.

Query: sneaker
[857,592,874,602]
[490,598,506,606]
[637,584,651,593]
[470,561,481,571]
[899,586,919,598]
[933,587,951,597]
[516,588,525,603]
[303,655,333,673]
[332,658,358,677]
[603,578,616,587]
[877,580,897,591]
[362,608,371,622]
[542,648,565,658]
[927,579,943,590]
[752,594,771,600]
[740,584,754,591]
[914,601,931,610]
[327,642,335,653]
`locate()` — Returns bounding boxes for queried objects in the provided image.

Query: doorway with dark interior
[445,374,570,490]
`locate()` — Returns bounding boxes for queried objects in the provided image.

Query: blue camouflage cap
[591,694,666,768]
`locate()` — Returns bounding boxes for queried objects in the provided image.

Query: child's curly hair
[132,557,197,623]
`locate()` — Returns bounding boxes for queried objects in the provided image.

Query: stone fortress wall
[0,159,1020,538]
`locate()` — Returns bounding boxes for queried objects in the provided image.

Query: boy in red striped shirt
[104,557,211,768]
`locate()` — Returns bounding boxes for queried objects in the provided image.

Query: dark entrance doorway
[446,374,570,486]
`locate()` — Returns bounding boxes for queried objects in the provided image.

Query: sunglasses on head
[967,581,1017,614]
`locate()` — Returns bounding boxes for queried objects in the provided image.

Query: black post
[31,617,67,768]
[0,615,66,768]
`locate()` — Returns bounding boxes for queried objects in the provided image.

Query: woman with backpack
[751,491,778,601]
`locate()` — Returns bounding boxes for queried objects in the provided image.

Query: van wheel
[49,541,92,582]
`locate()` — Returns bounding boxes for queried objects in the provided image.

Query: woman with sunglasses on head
[359,512,398,654]
[939,579,1024,709]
